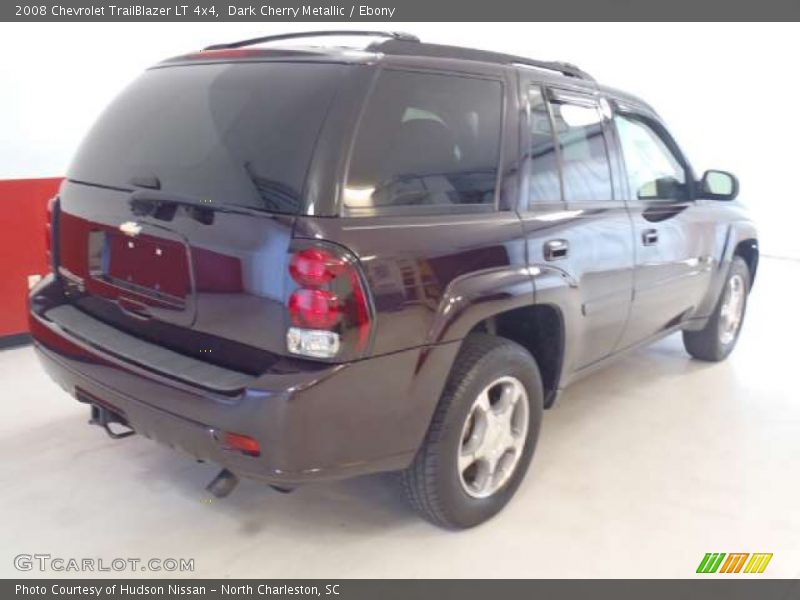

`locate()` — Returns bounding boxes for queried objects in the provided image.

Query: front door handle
[544,239,569,261]
[642,229,659,246]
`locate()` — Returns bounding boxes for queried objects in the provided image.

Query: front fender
[691,220,759,323]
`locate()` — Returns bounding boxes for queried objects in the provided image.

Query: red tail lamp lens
[288,288,341,329]
[286,244,372,359]
[223,432,261,457]
[289,248,345,287]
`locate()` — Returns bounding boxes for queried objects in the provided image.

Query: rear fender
[426,265,535,346]
[525,264,584,390]
[427,263,581,393]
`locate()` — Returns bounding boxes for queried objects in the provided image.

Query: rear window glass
[69,62,346,214]
[345,70,503,212]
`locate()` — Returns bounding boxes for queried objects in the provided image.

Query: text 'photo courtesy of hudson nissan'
[28,30,756,529]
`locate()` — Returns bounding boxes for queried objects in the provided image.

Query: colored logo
[696,553,773,574]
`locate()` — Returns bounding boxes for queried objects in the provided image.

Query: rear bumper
[29,277,458,486]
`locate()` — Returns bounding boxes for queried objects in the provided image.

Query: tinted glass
[549,95,613,202]
[615,114,688,201]
[527,87,561,203]
[346,70,503,210]
[69,63,346,214]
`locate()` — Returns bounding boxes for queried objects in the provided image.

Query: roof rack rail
[201,33,593,81]
[512,60,594,81]
[372,39,594,81]
[204,30,420,51]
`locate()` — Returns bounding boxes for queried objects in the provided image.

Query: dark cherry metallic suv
[29,31,758,528]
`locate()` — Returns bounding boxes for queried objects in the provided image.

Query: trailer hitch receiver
[88,404,136,439]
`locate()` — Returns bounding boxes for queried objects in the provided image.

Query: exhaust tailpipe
[206,468,239,498]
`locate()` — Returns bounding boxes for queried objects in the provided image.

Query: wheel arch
[424,263,578,415]
[468,303,566,408]
[692,221,759,323]
[733,237,759,287]
[425,265,537,346]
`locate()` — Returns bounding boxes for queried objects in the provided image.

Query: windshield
[68,62,346,214]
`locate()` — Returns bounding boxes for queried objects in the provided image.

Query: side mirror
[700,170,739,201]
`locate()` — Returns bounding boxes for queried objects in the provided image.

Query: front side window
[615,114,688,201]
[345,70,503,211]
[549,94,613,202]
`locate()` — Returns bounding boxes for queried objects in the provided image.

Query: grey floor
[1,257,798,578]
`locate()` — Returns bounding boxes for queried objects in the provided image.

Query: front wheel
[683,256,750,361]
[401,334,543,529]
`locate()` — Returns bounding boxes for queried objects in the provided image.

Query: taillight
[286,243,372,360]
[289,248,345,286]
[288,288,341,329]
[44,196,57,270]
[221,431,261,457]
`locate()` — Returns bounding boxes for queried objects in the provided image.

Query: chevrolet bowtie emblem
[119,221,142,237]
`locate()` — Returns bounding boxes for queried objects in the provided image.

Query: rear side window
[69,62,346,214]
[345,70,503,212]
[549,92,613,202]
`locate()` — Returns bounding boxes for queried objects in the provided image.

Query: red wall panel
[0,177,63,337]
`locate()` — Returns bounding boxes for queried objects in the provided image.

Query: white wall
[1,22,798,257]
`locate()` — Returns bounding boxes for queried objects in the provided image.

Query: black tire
[683,256,750,362]
[401,334,544,529]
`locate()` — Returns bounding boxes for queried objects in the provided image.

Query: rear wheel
[683,256,750,361]
[401,334,543,529]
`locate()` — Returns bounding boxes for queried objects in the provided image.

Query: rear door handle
[544,239,569,261]
[642,229,659,246]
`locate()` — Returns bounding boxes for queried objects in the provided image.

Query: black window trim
[340,65,508,218]
[519,83,566,212]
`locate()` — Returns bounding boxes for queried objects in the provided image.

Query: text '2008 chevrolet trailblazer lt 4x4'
[29,31,758,529]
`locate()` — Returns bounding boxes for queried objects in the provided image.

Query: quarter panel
[293,213,529,356]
